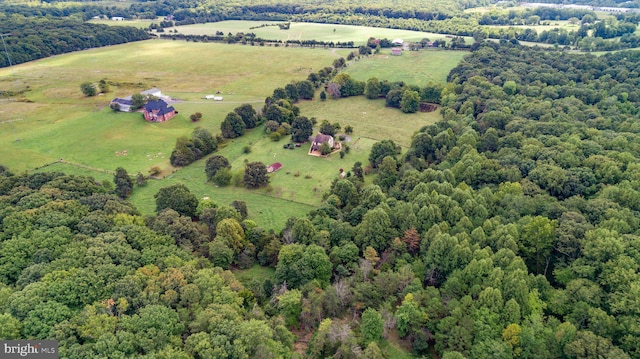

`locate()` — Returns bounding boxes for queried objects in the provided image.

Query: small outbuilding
[391,48,403,56]
[392,38,404,46]
[267,163,283,173]
[141,88,163,98]
[110,97,133,112]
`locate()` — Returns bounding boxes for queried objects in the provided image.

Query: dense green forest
[0,13,150,68]
[2,40,640,358]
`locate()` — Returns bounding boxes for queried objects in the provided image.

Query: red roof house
[143,99,177,122]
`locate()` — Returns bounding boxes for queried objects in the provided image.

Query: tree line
[0,14,150,68]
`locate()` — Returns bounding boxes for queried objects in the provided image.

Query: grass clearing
[232,264,276,286]
[168,21,471,46]
[127,122,371,226]
[344,49,467,86]
[297,96,441,148]
[379,335,417,359]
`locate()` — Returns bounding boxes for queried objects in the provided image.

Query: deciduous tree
[113,167,133,199]
[365,77,381,99]
[220,112,246,138]
[234,104,259,129]
[154,183,199,217]
[80,82,97,97]
[401,90,420,113]
[205,155,231,181]
[244,162,269,189]
[291,116,313,143]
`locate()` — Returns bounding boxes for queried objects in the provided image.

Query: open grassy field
[88,17,163,29]
[0,40,343,174]
[483,20,580,34]
[344,49,468,87]
[126,119,373,229]
[1,37,461,229]
[168,20,472,45]
[297,96,441,148]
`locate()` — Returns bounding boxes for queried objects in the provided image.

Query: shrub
[242,146,252,154]
[270,132,282,141]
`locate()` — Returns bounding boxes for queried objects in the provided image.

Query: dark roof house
[143,99,177,122]
[311,134,335,152]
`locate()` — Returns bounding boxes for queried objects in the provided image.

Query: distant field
[168,20,471,45]
[344,49,468,87]
[88,17,162,29]
[484,20,580,34]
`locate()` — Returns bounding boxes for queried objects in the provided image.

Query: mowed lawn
[127,117,373,228]
[0,40,340,174]
[344,49,468,86]
[298,97,441,148]
[169,20,470,45]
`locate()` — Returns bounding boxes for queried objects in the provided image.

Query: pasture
[483,20,580,34]
[88,17,163,29]
[344,49,468,87]
[0,40,342,174]
[1,37,462,228]
[297,97,442,148]
[167,20,471,45]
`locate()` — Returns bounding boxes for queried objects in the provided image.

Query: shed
[267,163,282,173]
[110,97,133,112]
[141,88,163,98]
[391,48,403,56]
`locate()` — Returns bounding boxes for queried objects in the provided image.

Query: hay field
[168,20,468,45]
